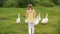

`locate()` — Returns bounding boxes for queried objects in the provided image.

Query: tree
[52,0,60,5]
[0,0,4,7]
[18,0,33,7]
[3,0,18,7]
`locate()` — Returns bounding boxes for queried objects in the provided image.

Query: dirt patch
[44,32,47,34]
[0,18,8,20]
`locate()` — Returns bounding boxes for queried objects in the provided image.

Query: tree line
[0,0,60,7]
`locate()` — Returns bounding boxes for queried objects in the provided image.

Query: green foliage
[3,0,18,7]
[17,0,35,7]
[0,0,60,7]
[0,0,4,7]
[51,0,57,5]
[17,0,29,7]
[52,0,60,5]
[31,0,55,7]
[31,0,40,6]
[57,0,60,5]
[39,1,55,7]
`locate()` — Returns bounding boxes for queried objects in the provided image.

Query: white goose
[37,13,41,21]
[34,13,41,25]
[41,13,48,24]
[16,14,20,24]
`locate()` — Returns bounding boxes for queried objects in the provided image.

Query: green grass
[0,6,60,34]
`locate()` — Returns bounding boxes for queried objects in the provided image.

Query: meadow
[0,6,60,34]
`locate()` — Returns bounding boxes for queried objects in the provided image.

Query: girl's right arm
[25,10,28,18]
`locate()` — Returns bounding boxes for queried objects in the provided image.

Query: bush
[30,0,55,7]
[3,0,18,7]
[39,1,55,7]
[0,0,4,7]
[57,0,60,5]
[52,0,60,6]
[0,0,59,7]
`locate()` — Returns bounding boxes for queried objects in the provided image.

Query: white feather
[41,13,48,24]
[34,13,41,25]
[16,14,20,24]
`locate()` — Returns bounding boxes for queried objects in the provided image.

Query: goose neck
[46,15,48,18]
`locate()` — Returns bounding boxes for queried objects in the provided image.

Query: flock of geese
[16,13,48,25]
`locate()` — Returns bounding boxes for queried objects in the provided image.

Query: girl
[25,4,36,34]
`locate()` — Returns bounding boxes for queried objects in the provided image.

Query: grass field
[0,6,60,34]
